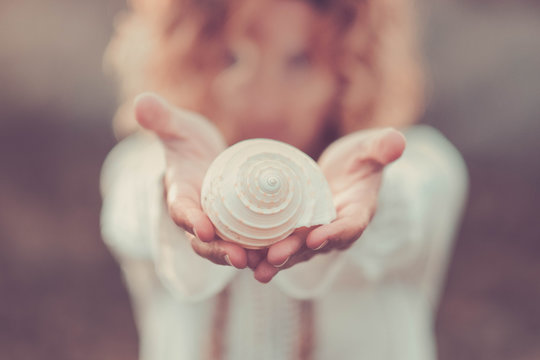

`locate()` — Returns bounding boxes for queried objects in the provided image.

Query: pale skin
[131,0,407,283]
[135,93,406,283]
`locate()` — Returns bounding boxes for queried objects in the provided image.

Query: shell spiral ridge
[201,139,336,249]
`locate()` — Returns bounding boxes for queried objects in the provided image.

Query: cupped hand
[253,128,406,283]
[134,92,248,269]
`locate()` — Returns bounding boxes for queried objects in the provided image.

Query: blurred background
[0,0,539,359]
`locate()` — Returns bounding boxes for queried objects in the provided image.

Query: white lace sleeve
[100,134,235,302]
[275,126,468,301]
[100,134,164,259]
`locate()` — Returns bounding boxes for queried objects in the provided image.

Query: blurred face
[209,0,338,156]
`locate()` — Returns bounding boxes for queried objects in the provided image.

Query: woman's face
[209,0,338,156]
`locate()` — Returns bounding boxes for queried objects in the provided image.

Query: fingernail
[224,254,233,267]
[314,240,328,251]
[274,256,290,268]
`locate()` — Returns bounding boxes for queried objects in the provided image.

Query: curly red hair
[105,0,424,138]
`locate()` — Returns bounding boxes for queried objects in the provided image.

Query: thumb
[345,128,406,177]
[134,92,183,140]
[320,128,406,177]
[367,128,406,166]
[134,92,228,155]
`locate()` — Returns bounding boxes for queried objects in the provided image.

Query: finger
[266,230,307,267]
[277,249,318,270]
[134,92,227,155]
[220,241,248,268]
[134,92,181,139]
[189,209,216,243]
[166,183,213,238]
[306,215,367,250]
[254,260,280,283]
[190,235,248,269]
[341,129,405,180]
[247,249,265,270]
[320,128,406,182]
[367,128,406,166]
[165,176,217,242]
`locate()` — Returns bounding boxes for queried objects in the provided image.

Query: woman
[101,0,468,359]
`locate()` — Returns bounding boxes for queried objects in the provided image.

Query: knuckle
[190,239,205,257]
[191,241,224,265]
[200,241,225,265]
[209,246,223,263]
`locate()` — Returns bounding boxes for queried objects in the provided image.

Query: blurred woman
[100,0,467,359]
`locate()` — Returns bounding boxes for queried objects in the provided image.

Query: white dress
[100,126,468,360]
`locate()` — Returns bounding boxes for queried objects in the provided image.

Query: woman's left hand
[253,128,406,283]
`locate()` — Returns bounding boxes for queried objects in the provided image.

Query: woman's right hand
[134,92,249,269]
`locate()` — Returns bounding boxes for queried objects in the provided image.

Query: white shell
[201,139,336,249]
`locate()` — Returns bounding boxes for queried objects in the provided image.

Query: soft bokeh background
[1,0,539,359]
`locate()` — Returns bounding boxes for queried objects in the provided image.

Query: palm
[253,128,406,283]
[134,93,249,268]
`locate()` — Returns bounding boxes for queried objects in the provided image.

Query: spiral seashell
[201,139,336,249]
